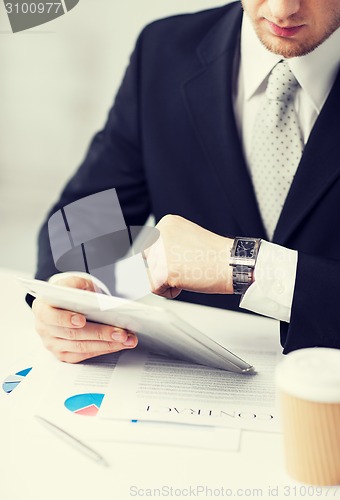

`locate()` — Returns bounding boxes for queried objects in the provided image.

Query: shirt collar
[241,12,340,113]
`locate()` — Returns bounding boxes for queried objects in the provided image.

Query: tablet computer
[20,277,254,374]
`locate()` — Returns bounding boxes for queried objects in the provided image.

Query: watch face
[235,240,256,258]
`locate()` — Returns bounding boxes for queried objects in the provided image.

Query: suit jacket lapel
[274,69,340,245]
[182,4,266,237]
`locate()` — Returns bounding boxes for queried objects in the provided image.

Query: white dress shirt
[237,13,340,322]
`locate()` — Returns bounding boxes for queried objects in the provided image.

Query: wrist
[189,234,233,295]
[223,238,234,294]
[187,234,234,294]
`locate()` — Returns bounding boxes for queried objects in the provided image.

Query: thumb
[53,275,97,292]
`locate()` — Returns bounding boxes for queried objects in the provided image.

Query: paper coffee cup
[276,348,340,485]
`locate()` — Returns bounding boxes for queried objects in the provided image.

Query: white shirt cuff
[239,240,298,322]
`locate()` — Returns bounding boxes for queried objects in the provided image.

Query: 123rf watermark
[129,485,340,497]
[3,0,79,33]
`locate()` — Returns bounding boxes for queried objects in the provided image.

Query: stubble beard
[240,0,340,59]
[254,19,340,58]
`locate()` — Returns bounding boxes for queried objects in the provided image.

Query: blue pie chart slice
[2,367,32,394]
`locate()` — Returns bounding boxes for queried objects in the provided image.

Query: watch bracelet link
[232,265,253,295]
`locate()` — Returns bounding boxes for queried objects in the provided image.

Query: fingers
[143,230,182,298]
[33,299,86,329]
[150,282,182,299]
[52,275,97,292]
[32,297,138,363]
[36,318,134,343]
[44,334,137,361]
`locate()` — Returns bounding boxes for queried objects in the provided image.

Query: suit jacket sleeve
[34,30,151,286]
[281,252,340,353]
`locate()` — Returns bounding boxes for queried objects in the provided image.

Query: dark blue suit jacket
[34,2,340,353]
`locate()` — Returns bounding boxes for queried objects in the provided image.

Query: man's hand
[145,215,234,298]
[32,276,138,363]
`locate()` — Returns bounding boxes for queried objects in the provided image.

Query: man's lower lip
[267,20,304,37]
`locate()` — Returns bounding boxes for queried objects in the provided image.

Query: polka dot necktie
[250,60,304,240]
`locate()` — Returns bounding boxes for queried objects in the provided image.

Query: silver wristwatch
[229,237,262,295]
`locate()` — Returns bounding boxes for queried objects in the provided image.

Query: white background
[0,0,229,274]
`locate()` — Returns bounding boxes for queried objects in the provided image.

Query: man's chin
[258,34,318,58]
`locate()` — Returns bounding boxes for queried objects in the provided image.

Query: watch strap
[232,265,253,295]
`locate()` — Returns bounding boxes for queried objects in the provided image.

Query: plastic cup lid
[276,347,340,403]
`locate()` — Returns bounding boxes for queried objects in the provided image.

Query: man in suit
[32,0,340,363]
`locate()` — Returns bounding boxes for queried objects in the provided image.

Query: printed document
[99,345,282,432]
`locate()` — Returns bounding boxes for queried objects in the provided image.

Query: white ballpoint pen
[35,415,109,467]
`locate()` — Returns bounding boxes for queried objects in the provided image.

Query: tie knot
[266,60,299,102]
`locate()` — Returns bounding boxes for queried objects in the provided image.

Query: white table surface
[1,269,337,500]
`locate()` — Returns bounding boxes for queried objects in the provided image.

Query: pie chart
[64,393,105,416]
[2,367,32,394]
